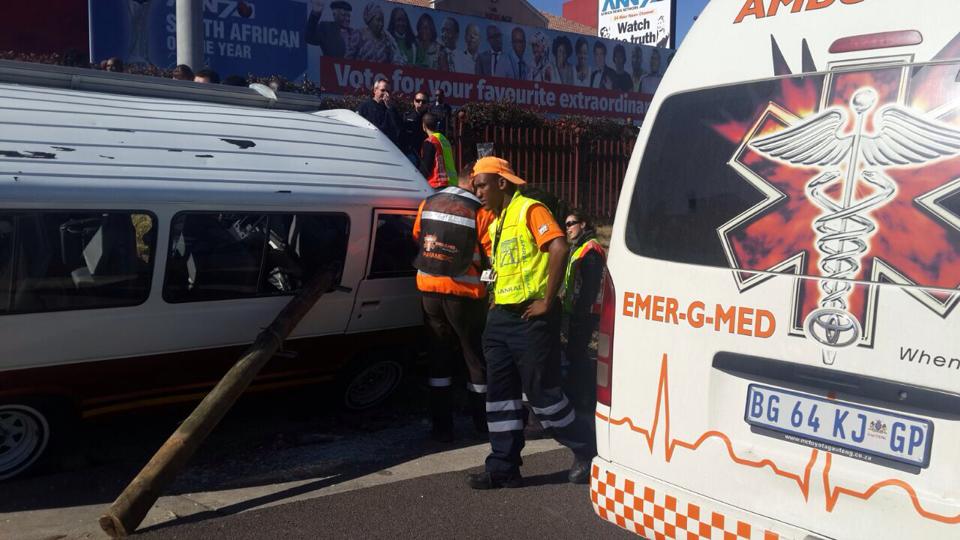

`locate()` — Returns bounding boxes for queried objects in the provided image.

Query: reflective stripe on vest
[427,132,458,189]
[563,238,606,315]
[489,194,550,305]
[421,210,475,228]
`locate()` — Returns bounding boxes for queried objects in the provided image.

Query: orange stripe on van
[595,354,817,498]
[597,354,960,526]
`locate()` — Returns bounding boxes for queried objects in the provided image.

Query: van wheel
[0,404,51,481]
[340,357,405,411]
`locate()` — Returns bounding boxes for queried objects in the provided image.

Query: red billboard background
[321,57,652,119]
[0,1,88,56]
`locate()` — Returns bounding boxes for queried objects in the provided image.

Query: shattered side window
[368,211,417,279]
[164,212,349,303]
[0,211,155,315]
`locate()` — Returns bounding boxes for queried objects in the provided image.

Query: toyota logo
[805,308,861,348]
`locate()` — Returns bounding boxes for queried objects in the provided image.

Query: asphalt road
[137,448,634,540]
[1,363,632,540]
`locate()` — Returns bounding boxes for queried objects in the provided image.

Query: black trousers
[565,314,599,411]
[482,304,596,475]
[422,293,488,431]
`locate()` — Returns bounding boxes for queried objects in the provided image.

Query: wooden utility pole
[99,272,335,538]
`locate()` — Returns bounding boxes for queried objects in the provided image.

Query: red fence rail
[450,123,635,220]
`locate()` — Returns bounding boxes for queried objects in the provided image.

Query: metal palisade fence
[450,121,636,221]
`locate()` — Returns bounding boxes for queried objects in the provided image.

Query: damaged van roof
[0,83,431,205]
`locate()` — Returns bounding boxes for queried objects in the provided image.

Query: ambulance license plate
[744,384,933,469]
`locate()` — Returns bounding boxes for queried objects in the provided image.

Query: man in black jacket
[357,78,401,147]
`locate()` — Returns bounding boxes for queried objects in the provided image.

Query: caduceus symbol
[749,87,960,358]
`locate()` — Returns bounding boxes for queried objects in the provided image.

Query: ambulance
[592,1,960,538]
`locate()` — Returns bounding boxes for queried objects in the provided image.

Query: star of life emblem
[715,46,960,366]
[749,87,960,354]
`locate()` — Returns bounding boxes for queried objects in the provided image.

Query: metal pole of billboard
[670,0,678,49]
[176,0,204,70]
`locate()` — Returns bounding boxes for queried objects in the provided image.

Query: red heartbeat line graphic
[595,354,960,525]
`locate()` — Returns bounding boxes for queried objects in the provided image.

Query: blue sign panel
[89,0,307,80]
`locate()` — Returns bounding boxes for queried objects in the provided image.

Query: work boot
[568,455,593,485]
[467,471,523,490]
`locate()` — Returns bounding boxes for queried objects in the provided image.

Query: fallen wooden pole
[99,271,336,538]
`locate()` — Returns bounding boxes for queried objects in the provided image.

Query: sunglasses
[414,99,425,103]
[564,221,581,228]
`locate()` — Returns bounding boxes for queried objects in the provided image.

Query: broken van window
[0,211,155,315]
[163,212,349,303]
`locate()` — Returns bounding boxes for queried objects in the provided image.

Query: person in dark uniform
[561,210,606,411]
[401,91,429,166]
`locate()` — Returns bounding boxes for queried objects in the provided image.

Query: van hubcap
[344,361,403,410]
[0,406,49,480]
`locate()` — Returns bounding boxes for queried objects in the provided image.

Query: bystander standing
[357,78,401,146]
[401,91,430,166]
[193,68,220,84]
[103,57,124,73]
[172,64,195,81]
[429,89,453,134]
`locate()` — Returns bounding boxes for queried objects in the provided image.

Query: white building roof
[0,82,431,208]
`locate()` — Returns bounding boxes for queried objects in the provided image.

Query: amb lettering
[734,0,864,24]
[621,292,776,338]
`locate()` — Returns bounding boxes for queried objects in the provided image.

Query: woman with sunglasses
[561,210,606,412]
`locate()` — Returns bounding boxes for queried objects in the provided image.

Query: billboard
[598,0,676,49]
[89,0,307,81]
[89,0,670,119]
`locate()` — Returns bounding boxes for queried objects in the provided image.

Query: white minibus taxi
[593,1,960,538]
[0,65,430,481]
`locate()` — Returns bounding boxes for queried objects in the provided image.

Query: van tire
[338,353,406,411]
[0,401,55,481]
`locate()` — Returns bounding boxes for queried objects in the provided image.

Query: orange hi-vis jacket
[413,190,495,299]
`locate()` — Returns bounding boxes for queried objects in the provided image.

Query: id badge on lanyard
[486,209,508,284]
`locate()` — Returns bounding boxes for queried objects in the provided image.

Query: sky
[530,0,711,47]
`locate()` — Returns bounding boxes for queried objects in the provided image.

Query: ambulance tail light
[596,272,616,407]
[829,30,922,53]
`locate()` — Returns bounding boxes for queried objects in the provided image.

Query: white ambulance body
[593,1,960,538]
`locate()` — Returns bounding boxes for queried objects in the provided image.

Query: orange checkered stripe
[590,464,781,540]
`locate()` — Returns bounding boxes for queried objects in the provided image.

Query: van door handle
[361,300,380,308]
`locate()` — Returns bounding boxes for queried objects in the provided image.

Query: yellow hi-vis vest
[489,193,550,305]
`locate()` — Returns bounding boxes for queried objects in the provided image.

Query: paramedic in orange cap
[467,157,596,489]
[412,162,496,441]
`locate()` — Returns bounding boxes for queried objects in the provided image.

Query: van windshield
[625,62,960,294]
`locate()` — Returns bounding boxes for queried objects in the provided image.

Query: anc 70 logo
[601,0,664,13]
